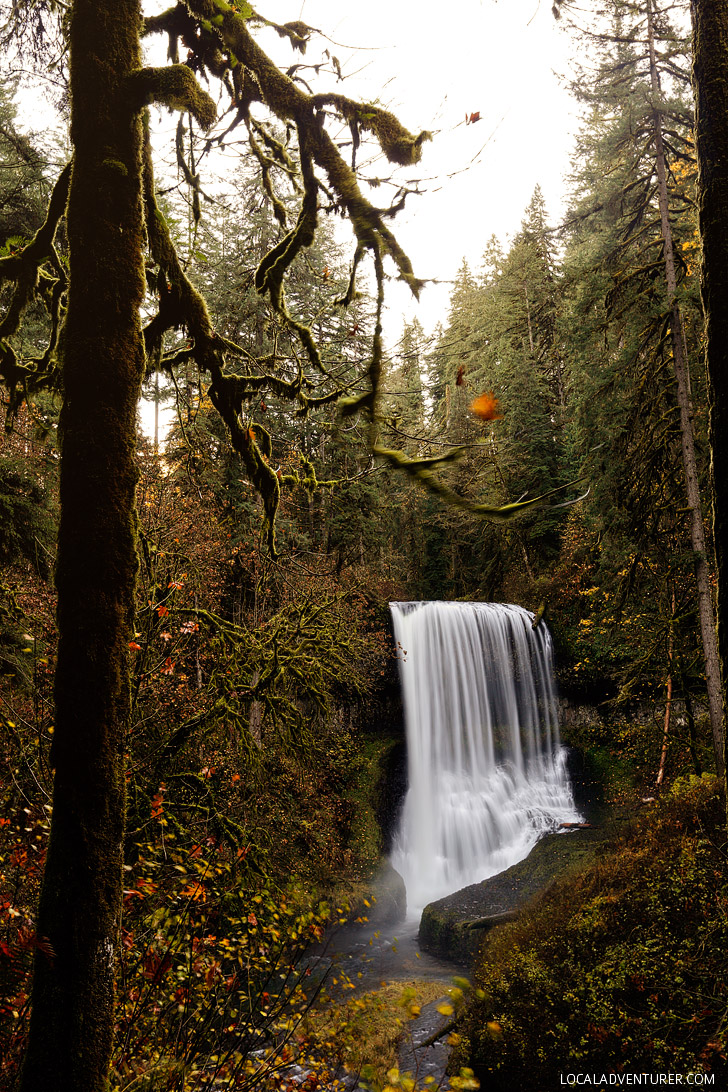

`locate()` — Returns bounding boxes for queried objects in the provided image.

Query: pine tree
[692,0,728,796]
[559,0,721,768]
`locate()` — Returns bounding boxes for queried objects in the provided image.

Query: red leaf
[470,391,503,421]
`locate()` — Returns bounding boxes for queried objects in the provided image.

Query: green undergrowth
[252,731,402,902]
[455,775,728,1088]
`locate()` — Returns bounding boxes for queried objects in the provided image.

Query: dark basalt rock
[371,859,407,924]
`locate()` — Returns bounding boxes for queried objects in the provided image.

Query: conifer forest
[2,1,728,1089]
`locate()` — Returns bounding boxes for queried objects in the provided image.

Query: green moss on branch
[128,65,217,129]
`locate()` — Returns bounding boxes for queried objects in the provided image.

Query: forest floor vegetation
[453,775,727,1087]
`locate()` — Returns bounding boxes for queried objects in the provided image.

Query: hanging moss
[312,93,432,167]
[373,446,589,522]
[0,163,71,424]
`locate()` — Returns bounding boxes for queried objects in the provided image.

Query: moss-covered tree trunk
[20,1,146,1088]
[692,0,728,798]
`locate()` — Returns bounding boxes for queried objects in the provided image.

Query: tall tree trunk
[21,1,146,1088]
[656,587,676,786]
[691,0,728,799]
[648,0,724,779]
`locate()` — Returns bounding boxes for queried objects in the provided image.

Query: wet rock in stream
[397,997,457,1089]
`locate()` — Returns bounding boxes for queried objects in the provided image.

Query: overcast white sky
[250,0,579,336]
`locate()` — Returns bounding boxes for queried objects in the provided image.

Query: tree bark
[691,0,728,797]
[648,0,724,780]
[20,1,146,1088]
[656,588,676,787]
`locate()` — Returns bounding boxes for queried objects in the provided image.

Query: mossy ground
[302,979,444,1085]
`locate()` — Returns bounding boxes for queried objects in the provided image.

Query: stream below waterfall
[325,916,467,990]
[313,916,468,1089]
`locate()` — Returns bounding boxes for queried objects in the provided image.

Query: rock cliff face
[418,824,610,964]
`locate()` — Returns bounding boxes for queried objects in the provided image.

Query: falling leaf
[456,364,466,387]
[466,111,481,125]
[470,391,503,420]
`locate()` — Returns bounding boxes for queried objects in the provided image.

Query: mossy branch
[311,93,431,167]
[374,446,590,522]
[128,64,217,129]
[182,0,426,303]
[0,161,71,423]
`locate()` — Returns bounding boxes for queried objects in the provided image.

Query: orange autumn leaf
[470,391,503,421]
[181,882,207,902]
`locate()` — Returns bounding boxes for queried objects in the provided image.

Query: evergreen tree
[692,0,728,796]
[558,0,721,768]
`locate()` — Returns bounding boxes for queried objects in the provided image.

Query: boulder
[419,825,607,964]
[370,859,407,924]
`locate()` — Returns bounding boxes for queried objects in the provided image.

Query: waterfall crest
[390,601,580,913]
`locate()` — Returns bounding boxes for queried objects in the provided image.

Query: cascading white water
[390,601,581,913]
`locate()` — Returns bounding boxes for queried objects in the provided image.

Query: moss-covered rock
[419,823,612,964]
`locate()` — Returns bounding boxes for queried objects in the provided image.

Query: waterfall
[390,601,580,913]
